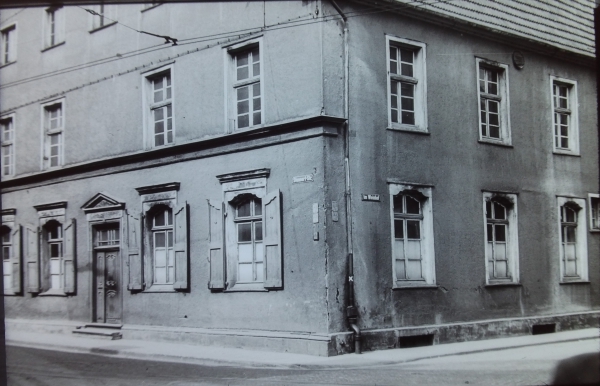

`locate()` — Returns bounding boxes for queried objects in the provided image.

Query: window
[32,202,76,296]
[557,197,588,282]
[1,210,21,296]
[476,58,511,145]
[144,67,174,148]
[2,226,12,292]
[1,115,15,177]
[42,100,64,169]
[483,192,519,285]
[142,2,162,11]
[386,36,427,132]
[551,77,579,155]
[131,183,188,292]
[44,7,65,49]
[210,169,282,291]
[589,194,600,231]
[227,40,262,131]
[389,183,435,287]
[90,3,116,31]
[1,24,16,65]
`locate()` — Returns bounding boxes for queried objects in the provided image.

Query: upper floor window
[589,194,600,232]
[42,100,64,169]
[389,183,435,287]
[557,197,588,282]
[386,36,427,133]
[551,77,579,155]
[142,3,162,11]
[1,24,16,65]
[44,6,65,49]
[476,58,511,145]
[227,40,262,131]
[1,115,15,177]
[144,67,174,148]
[90,3,116,31]
[483,193,519,285]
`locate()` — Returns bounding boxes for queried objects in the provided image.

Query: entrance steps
[72,323,123,340]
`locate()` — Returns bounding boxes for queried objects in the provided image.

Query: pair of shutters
[208,189,283,290]
[25,219,76,294]
[127,203,189,291]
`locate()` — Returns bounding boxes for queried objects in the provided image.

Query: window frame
[149,206,175,286]
[225,37,264,132]
[141,2,162,12]
[588,194,600,232]
[43,6,65,50]
[40,99,65,170]
[1,23,16,66]
[476,58,511,146]
[1,113,15,177]
[142,64,175,149]
[386,36,428,133]
[482,192,520,285]
[388,183,436,288]
[89,3,117,32]
[550,76,579,155]
[1,208,20,296]
[557,197,588,283]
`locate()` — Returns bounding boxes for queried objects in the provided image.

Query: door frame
[93,233,122,324]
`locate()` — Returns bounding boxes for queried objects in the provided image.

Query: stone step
[83,323,123,330]
[72,327,122,340]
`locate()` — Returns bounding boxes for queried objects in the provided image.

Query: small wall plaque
[512,50,525,69]
[293,174,314,183]
[362,194,380,202]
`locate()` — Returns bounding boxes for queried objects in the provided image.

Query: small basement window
[399,334,434,348]
[531,323,556,335]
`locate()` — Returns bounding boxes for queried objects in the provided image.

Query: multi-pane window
[589,195,600,231]
[483,193,519,285]
[95,227,119,247]
[91,4,115,30]
[557,197,588,282]
[560,205,578,278]
[551,78,579,154]
[235,197,263,283]
[233,47,261,129]
[151,208,174,285]
[45,7,64,48]
[1,116,14,177]
[476,59,510,145]
[2,227,12,291]
[387,37,427,132]
[46,222,63,290]
[1,25,16,65]
[146,70,173,148]
[43,102,63,168]
[389,184,435,287]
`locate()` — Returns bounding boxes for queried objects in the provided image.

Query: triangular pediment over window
[81,193,125,213]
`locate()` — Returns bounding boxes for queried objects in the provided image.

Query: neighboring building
[1,1,598,356]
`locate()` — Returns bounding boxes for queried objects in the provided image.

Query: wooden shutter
[63,219,76,294]
[11,225,21,294]
[127,212,144,291]
[26,226,40,293]
[263,189,283,289]
[173,203,189,291]
[208,200,225,290]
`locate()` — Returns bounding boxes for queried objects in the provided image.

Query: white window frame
[476,58,511,146]
[41,99,65,170]
[90,3,116,32]
[483,192,519,285]
[43,6,65,49]
[388,183,436,288]
[386,36,427,133]
[589,193,600,232]
[2,224,13,293]
[550,76,579,155]
[225,37,264,132]
[142,64,175,149]
[1,113,15,177]
[150,207,175,286]
[557,196,588,283]
[1,23,16,66]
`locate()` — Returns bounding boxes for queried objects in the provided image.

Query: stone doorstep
[73,323,123,340]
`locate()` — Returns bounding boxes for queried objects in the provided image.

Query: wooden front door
[94,225,122,324]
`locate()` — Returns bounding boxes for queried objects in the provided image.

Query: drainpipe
[329,0,360,354]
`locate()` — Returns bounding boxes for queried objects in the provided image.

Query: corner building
[1,1,598,356]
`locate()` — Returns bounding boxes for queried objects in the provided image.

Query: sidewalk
[6,327,599,369]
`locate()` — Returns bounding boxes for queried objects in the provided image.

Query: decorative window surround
[2,208,21,295]
[388,182,436,288]
[1,113,15,177]
[209,168,283,292]
[386,35,428,133]
[1,23,16,66]
[557,197,588,283]
[476,58,511,146]
[589,194,600,232]
[483,192,519,285]
[130,182,188,292]
[143,64,175,149]
[550,76,579,155]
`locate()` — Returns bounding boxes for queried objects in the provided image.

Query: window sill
[41,41,65,52]
[553,150,581,157]
[560,279,590,285]
[225,283,268,292]
[143,284,176,293]
[387,126,430,135]
[89,21,117,34]
[590,229,600,233]
[39,288,67,296]
[478,139,513,148]
[0,61,16,69]
[485,281,521,287]
[392,283,437,290]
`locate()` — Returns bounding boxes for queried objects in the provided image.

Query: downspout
[329,0,360,354]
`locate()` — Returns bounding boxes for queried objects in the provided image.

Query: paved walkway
[6,328,599,369]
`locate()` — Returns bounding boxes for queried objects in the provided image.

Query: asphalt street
[6,338,599,385]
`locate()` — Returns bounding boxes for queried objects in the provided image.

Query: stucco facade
[1,1,598,356]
